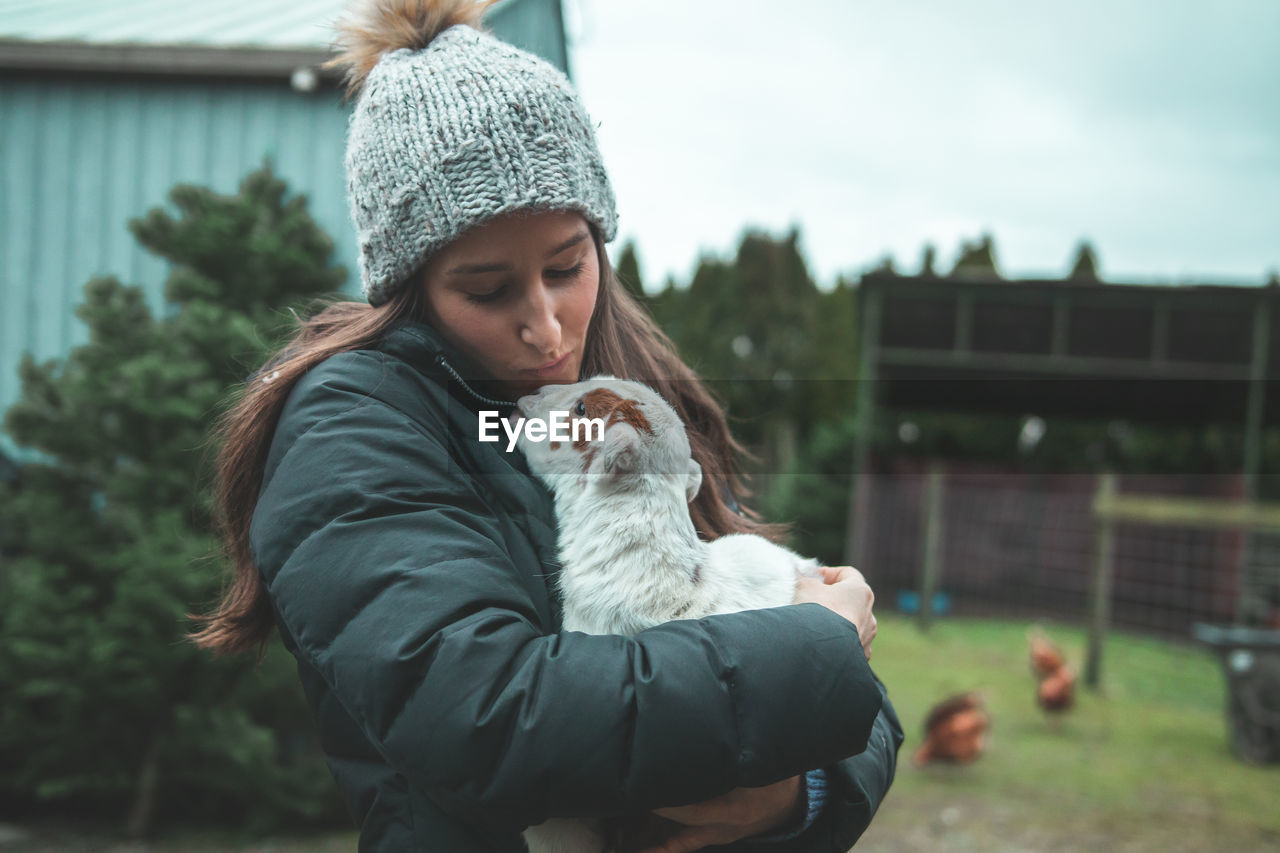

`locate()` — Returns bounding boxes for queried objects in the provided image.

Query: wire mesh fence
[853,458,1279,638]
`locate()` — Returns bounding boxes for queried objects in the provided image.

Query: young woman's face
[420,210,600,399]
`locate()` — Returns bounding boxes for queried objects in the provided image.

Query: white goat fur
[514,376,819,853]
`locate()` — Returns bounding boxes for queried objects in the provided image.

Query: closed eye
[464,285,507,304]
[547,262,585,280]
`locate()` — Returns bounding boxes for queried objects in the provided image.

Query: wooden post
[845,284,882,568]
[1050,293,1070,358]
[954,291,973,355]
[1236,297,1270,624]
[1085,472,1117,690]
[918,461,945,631]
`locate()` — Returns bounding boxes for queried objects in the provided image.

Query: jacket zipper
[434,354,517,410]
[435,353,562,617]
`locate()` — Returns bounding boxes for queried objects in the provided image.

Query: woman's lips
[523,352,572,378]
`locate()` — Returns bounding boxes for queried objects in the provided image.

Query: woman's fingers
[820,564,865,585]
[633,778,803,852]
[634,824,731,853]
[805,565,876,659]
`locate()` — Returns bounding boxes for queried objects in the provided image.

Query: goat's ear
[685,458,703,502]
[595,423,640,478]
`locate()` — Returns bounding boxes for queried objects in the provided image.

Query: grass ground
[4,616,1276,852]
[855,615,1280,852]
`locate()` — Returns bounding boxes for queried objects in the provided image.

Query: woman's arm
[629,581,899,852]
[251,359,884,832]
[816,689,903,848]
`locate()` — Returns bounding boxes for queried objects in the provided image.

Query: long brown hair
[192,234,782,656]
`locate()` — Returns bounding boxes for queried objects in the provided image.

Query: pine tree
[0,165,345,835]
[920,244,938,277]
[649,228,828,476]
[952,233,1001,279]
[1069,240,1101,280]
[615,240,646,302]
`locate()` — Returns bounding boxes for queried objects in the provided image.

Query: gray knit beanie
[332,0,618,306]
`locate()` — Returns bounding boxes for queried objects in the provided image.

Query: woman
[193,1,902,850]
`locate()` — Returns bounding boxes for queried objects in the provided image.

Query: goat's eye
[574,401,586,416]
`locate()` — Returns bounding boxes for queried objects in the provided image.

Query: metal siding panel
[67,84,107,348]
[206,85,249,194]
[305,90,359,296]
[35,81,72,363]
[64,81,91,343]
[90,82,117,286]
[170,85,211,200]
[246,85,284,169]
[323,100,360,297]
[0,80,40,428]
[489,0,567,75]
[269,85,359,296]
[132,86,174,306]
[103,82,139,285]
[115,86,148,287]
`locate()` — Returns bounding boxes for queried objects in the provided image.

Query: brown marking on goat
[572,388,656,471]
[572,389,653,450]
[609,398,652,435]
[549,441,560,450]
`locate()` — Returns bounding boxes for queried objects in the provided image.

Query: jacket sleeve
[250,373,884,832]
[736,680,902,852]
[803,680,903,851]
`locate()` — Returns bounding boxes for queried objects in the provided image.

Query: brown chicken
[913,692,990,766]
[1029,628,1076,714]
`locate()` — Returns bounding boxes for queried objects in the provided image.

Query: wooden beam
[878,345,1252,381]
[1093,494,1280,531]
[0,39,336,81]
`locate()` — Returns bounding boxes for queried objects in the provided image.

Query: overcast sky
[566,0,1279,290]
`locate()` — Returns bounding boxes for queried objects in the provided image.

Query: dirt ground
[5,808,1279,853]
[853,787,1280,853]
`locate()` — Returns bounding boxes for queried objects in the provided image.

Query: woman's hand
[626,776,804,853]
[794,565,877,659]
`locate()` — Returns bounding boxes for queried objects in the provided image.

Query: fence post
[918,460,945,631]
[1085,471,1117,689]
[1236,295,1270,624]
[846,284,882,569]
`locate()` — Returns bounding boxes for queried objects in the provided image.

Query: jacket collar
[380,321,520,412]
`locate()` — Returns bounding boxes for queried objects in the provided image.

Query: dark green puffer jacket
[250,321,903,851]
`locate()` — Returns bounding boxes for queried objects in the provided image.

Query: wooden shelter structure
[847,269,1280,628]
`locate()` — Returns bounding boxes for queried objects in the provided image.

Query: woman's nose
[519,285,562,353]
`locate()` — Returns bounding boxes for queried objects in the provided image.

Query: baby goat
[514,376,818,853]
[514,375,818,635]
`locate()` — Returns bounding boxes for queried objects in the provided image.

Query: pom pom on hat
[328,0,498,97]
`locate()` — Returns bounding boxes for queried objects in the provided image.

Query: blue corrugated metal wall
[0,0,567,455]
[0,77,353,443]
